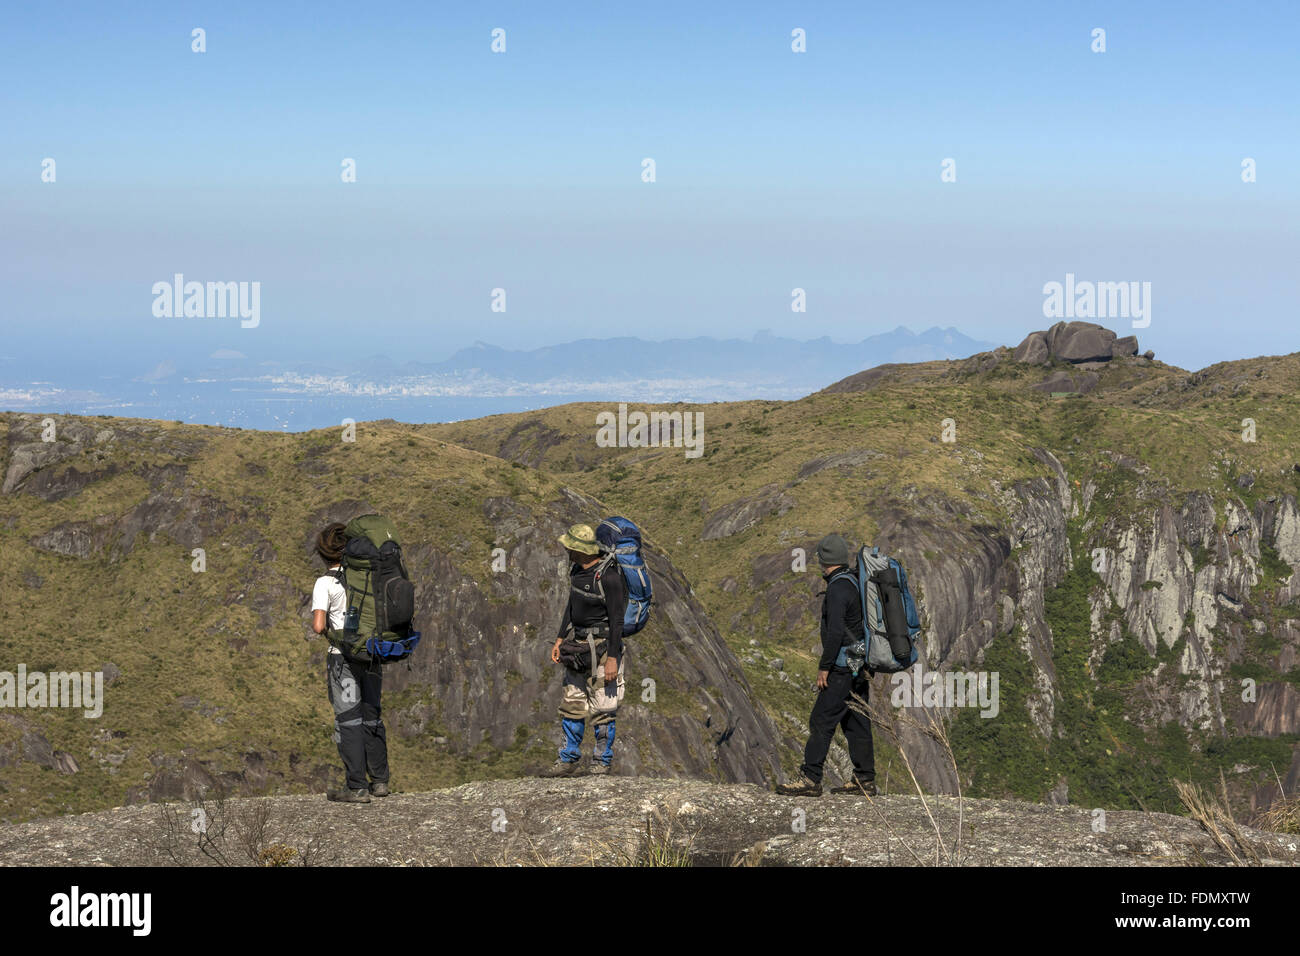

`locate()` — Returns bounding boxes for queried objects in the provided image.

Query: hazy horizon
[3,2,1297,391]
[0,323,1005,430]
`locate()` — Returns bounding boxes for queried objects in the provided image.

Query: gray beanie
[816,533,851,567]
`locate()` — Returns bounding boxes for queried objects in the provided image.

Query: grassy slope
[425,352,1300,810]
[4,350,1298,820]
[0,419,570,821]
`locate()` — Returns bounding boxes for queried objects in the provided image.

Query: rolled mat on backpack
[874,566,914,660]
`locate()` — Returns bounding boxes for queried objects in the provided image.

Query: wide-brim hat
[559,523,601,555]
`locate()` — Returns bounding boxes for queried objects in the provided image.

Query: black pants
[800,667,874,785]
[326,652,388,791]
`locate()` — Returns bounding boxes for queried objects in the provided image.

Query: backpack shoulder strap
[593,552,617,601]
[572,554,615,603]
[828,568,858,589]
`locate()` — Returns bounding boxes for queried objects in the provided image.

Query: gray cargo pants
[326,651,388,791]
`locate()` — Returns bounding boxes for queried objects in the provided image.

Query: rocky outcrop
[1014,322,1143,366]
[1030,369,1100,394]
[734,450,1074,791]
[0,716,78,775]
[0,777,1295,866]
[1234,684,1300,737]
[1014,333,1050,364]
[498,420,571,470]
[701,484,795,540]
[1112,335,1139,358]
[3,415,200,498]
[398,487,780,782]
[31,519,112,558]
[1089,490,1300,735]
[796,448,882,481]
[124,751,334,806]
[27,466,239,560]
[739,429,1299,810]
[4,442,84,495]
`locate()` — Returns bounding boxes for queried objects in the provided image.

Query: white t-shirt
[312,568,347,656]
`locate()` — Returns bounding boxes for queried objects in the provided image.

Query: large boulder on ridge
[1013,331,1050,364]
[1047,322,1117,362]
[1014,322,1139,365]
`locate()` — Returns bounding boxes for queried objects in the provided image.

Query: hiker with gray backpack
[542,518,651,777]
[309,515,421,804]
[775,533,920,798]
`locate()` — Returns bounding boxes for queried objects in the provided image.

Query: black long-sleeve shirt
[556,558,627,658]
[820,567,863,671]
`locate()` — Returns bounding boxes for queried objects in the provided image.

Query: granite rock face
[701,484,796,541]
[388,486,782,784]
[738,439,1300,812]
[0,776,1294,867]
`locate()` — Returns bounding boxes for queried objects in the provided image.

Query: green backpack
[327,514,420,663]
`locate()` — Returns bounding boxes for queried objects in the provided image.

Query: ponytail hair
[315,523,347,564]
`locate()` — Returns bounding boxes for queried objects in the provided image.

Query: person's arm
[553,580,573,662]
[555,596,572,642]
[310,578,331,636]
[602,565,626,665]
[818,579,854,672]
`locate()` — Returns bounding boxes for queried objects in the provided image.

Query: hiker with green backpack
[309,515,420,804]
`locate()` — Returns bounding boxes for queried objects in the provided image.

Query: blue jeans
[560,717,616,765]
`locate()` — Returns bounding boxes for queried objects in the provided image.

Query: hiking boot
[830,778,877,796]
[540,759,582,778]
[774,775,822,798]
[327,787,371,804]
[589,761,611,776]
[369,781,390,797]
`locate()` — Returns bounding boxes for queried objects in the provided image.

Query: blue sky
[2,0,1297,379]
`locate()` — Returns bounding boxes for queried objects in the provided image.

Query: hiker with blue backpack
[775,534,920,798]
[542,518,652,777]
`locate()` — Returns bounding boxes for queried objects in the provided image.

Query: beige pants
[560,649,625,726]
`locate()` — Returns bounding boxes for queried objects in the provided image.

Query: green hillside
[425,346,1300,814]
[3,342,1298,824]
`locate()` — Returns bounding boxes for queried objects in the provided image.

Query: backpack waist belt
[574,625,612,677]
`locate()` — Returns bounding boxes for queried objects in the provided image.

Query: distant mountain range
[409,326,996,386]
[1,326,998,430]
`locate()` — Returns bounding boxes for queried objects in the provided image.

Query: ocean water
[12,385,607,431]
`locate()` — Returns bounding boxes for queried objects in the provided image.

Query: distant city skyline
[0,324,1001,430]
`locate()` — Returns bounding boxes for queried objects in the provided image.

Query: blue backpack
[834,545,921,674]
[596,517,653,636]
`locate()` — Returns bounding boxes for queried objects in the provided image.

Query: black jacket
[819,566,863,671]
[556,557,628,658]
